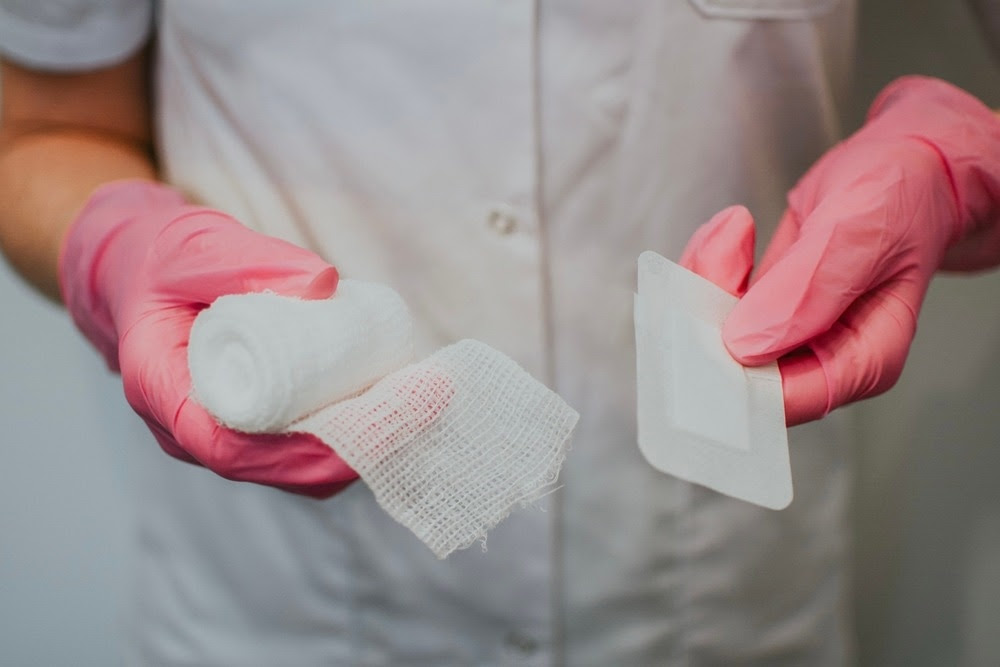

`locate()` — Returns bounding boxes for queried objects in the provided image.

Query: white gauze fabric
[290,339,579,558]
[188,284,579,558]
[188,280,414,433]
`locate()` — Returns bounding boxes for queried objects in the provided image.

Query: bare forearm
[0,130,155,300]
[0,54,156,301]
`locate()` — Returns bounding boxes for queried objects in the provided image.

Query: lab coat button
[487,206,518,235]
[503,630,539,655]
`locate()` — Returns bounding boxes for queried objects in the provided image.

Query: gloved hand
[681,76,1000,426]
[60,180,359,497]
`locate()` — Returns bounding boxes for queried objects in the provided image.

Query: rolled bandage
[188,280,414,433]
[188,283,579,558]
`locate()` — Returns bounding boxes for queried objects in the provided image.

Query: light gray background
[2,1,1000,664]
[0,266,133,667]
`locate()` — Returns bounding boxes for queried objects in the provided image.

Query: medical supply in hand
[189,288,579,558]
[634,251,792,510]
[677,205,831,426]
[60,179,355,496]
[689,76,1000,424]
[189,280,414,433]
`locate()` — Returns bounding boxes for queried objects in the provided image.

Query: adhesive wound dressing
[634,251,792,510]
[188,281,579,557]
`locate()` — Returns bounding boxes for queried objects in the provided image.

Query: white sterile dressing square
[669,311,751,451]
[635,251,792,510]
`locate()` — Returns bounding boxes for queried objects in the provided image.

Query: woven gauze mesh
[289,339,579,558]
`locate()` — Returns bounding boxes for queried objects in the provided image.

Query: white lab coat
[2,1,858,664]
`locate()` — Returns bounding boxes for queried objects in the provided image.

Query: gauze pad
[634,251,792,510]
[189,285,579,558]
[290,339,579,558]
[188,280,414,433]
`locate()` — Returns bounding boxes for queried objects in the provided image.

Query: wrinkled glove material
[682,77,1000,424]
[59,180,356,497]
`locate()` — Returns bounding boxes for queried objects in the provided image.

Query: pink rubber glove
[681,77,1000,426]
[60,180,359,497]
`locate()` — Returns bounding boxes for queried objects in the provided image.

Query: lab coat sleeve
[0,0,152,71]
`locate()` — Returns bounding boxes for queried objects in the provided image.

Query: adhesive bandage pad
[634,251,792,510]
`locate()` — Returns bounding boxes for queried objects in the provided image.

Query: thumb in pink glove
[682,77,1000,426]
[60,179,358,497]
[680,206,833,425]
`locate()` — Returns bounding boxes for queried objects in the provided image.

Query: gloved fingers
[722,200,888,366]
[678,205,756,297]
[173,397,359,497]
[145,417,353,498]
[776,281,920,426]
[941,219,1000,272]
[152,209,339,303]
[142,417,201,464]
[119,309,358,497]
[754,207,804,279]
[679,205,836,425]
[802,283,918,418]
[777,350,831,427]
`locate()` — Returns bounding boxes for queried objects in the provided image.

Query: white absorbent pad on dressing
[634,251,792,510]
[188,282,579,558]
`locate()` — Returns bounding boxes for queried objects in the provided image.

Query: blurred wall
[849,2,1000,666]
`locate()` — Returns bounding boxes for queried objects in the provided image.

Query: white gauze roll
[188,280,414,433]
